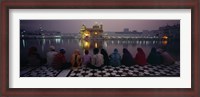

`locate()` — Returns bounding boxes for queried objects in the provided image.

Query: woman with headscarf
[101,49,110,66]
[109,48,121,67]
[147,47,162,65]
[135,48,146,65]
[122,48,135,66]
[52,49,67,70]
[158,49,175,65]
[27,46,42,66]
[70,49,82,68]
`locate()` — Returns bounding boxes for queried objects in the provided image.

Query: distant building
[80,23,103,39]
[158,24,180,39]
[124,28,129,32]
[142,30,149,34]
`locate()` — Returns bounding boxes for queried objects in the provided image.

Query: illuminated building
[162,35,168,40]
[80,23,103,39]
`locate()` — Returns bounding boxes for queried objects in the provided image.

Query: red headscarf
[135,48,146,65]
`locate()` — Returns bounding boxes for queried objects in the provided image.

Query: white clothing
[46,51,57,66]
[91,53,104,67]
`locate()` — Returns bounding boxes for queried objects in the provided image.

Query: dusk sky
[20,20,180,33]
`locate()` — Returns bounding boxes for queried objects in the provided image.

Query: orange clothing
[70,54,82,67]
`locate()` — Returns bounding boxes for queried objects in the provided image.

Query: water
[20,38,180,66]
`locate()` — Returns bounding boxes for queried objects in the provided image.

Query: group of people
[26,46,176,70]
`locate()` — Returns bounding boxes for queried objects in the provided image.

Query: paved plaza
[20,62,180,77]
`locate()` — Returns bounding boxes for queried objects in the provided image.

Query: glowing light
[111,41,114,44]
[43,39,46,45]
[162,40,168,45]
[79,40,81,46]
[54,35,61,38]
[95,42,98,48]
[55,39,61,44]
[42,39,45,52]
[104,41,107,48]
[94,32,98,35]
[22,39,25,47]
[84,41,90,49]
[49,40,51,44]
[85,33,89,36]
[162,35,168,40]
[136,41,139,44]
[85,42,89,46]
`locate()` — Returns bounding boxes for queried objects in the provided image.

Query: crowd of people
[26,46,176,70]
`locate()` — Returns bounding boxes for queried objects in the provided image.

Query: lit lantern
[94,32,98,35]
[162,35,168,40]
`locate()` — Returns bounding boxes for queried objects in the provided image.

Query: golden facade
[80,23,103,39]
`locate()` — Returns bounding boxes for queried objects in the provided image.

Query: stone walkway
[20,62,180,77]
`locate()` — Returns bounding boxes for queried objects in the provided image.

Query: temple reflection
[79,39,169,51]
[162,40,168,46]
[80,39,103,50]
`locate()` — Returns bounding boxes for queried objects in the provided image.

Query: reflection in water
[123,44,128,48]
[79,39,171,55]
[48,40,51,44]
[153,41,155,44]
[117,40,120,44]
[146,41,149,44]
[162,40,168,45]
[67,39,70,44]
[95,42,98,48]
[79,39,169,51]
[80,40,90,50]
[80,39,103,50]
[78,40,81,47]
[83,40,90,50]
[103,41,107,48]
[22,39,26,47]
[143,41,145,44]
[55,39,61,44]
[85,41,90,48]
[20,38,179,66]
[43,39,46,44]
[111,41,114,44]
[42,39,46,52]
